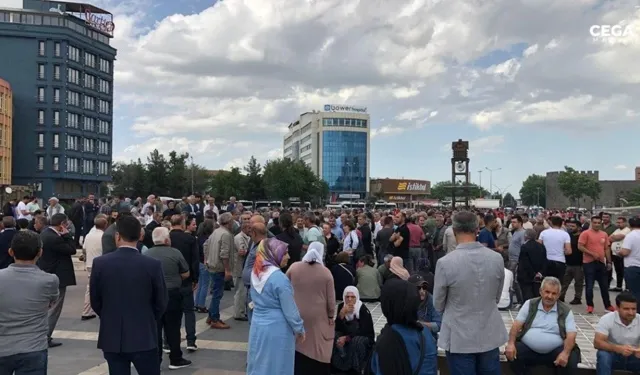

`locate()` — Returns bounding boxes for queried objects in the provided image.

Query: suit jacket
[433,242,507,354]
[143,221,161,249]
[0,228,17,269]
[518,240,548,283]
[90,246,168,353]
[38,227,77,288]
[68,201,84,224]
[169,230,200,285]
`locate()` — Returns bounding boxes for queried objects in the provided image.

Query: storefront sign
[83,8,115,34]
[323,104,367,113]
[397,182,428,192]
[388,195,408,201]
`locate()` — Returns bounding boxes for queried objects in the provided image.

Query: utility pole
[477,170,483,192]
[485,167,501,198]
[190,156,195,194]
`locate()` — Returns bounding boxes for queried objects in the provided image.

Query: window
[67,91,80,106]
[98,140,109,154]
[99,58,110,73]
[322,118,368,128]
[38,41,45,56]
[54,42,60,57]
[67,113,79,128]
[66,135,78,150]
[68,68,80,84]
[98,161,109,175]
[84,74,95,89]
[53,88,60,103]
[98,120,109,134]
[98,79,110,94]
[84,95,95,110]
[37,87,45,102]
[37,133,44,148]
[38,110,45,125]
[84,116,95,131]
[53,111,60,126]
[37,156,44,171]
[66,157,79,172]
[68,45,80,62]
[53,134,59,148]
[38,64,45,79]
[321,131,368,193]
[98,100,110,114]
[83,159,94,174]
[53,65,60,80]
[84,52,96,67]
[83,138,94,152]
[53,156,59,171]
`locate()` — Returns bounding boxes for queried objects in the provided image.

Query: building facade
[0,0,116,199]
[546,170,640,209]
[370,178,431,206]
[0,79,12,185]
[283,106,370,200]
[636,166,640,181]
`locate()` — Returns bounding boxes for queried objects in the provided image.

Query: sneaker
[606,305,616,312]
[186,343,198,352]
[162,345,170,354]
[586,306,594,314]
[168,358,192,370]
[569,299,582,305]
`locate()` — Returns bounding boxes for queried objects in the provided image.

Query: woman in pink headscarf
[389,256,410,280]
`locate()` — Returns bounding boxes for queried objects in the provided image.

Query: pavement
[47,256,620,374]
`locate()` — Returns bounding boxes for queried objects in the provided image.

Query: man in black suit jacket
[102,211,143,255]
[518,228,548,301]
[0,216,17,269]
[90,215,168,375]
[38,213,77,347]
[67,198,85,249]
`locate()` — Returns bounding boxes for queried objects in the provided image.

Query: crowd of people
[0,193,640,375]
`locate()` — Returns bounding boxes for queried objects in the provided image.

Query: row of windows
[322,131,367,192]
[0,93,9,115]
[36,133,110,154]
[37,110,110,134]
[36,156,109,175]
[62,66,111,94]
[300,144,312,153]
[322,118,368,128]
[36,88,110,114]
[0,11,111,45]
[35,41,112,74]
[300,135,311,144]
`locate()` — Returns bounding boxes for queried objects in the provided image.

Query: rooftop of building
[0,78,10,88]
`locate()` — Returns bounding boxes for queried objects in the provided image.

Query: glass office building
[283,108,370,200]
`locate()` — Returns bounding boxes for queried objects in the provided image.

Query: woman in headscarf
[408,274,441,343]
[287,242,336,375]
[371,279,438,375]
[389,256,410,280]
[247,238,305,375]
[330,251,356,300]
[331,286,375,374]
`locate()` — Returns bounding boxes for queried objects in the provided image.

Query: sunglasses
[417,285,428,291]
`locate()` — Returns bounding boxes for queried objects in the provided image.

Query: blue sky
[63,0,640,198]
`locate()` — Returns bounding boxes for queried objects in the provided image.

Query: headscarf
[302,241,324,264]
[342,286,363,321]
[376,279,423,375]
[389,256,410,280]
[251,237,289,294]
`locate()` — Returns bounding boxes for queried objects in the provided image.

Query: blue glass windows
[322,118,368,128]
[322,131,367,194]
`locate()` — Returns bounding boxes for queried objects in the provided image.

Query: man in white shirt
[203,197,219,219]
[538,216,572,280]
[81,215,107,320]
[16,196,31,221]
[610,217,631,292]
[498,259,515,310]
[619,217,640,303]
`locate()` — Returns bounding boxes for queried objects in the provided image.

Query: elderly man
[232,221,250,321]
[594,291,640,374]
[145,227,192,370]
[518,229,548,302]
[433,211,506,374]
[46,197,65,217]
[505,276,580,374]
[204,212,234,329]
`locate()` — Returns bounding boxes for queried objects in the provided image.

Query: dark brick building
[545,170,640,209]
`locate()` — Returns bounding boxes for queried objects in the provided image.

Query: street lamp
[477,170,483,191]
[484,167,502,198]
[493,184,512,206]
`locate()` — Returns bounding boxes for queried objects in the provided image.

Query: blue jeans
[446,348,501,375]
[624,266,640,303]
[207,272,225,321]
[194,263,210,307]
[584,262,611,307]
[0,349,47,375]
[597,350,640,375]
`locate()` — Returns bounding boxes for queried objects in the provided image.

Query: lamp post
[477,170,483,191]
[484,167,502,198]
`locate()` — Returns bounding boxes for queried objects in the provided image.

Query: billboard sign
[81,8,115,34]
[373,179,431,194]
[323,104,367,113]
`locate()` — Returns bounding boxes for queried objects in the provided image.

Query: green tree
[624,187,640,206]
[146,150,169,196]
[429,181,489,201]
[243,156,265,201]
[111,160,148,197]
[584,177,602,206]
[262,158,325,203]
[210,168,245,199]
[557,166,599,206]
[166,151,189,197]
[519,174,546,207]
[502,192,517,207]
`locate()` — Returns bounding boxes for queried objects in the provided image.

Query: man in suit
[102,211,142,255]
[83,194,97,239]
[433,211,507,375]
[67,198,85,249]
[38,213,77,348]
[90,215,168,375]
[0,216,17,269]
[518,228,548,301]
[143,211,162,249]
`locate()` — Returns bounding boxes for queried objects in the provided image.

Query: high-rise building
[636,166,640,181]
[0,0,117,198]
[283,105,370,200]
[0,78,12,186]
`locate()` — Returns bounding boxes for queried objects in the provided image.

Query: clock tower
[451,139,470,209]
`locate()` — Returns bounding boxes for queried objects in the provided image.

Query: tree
[111,160,148,197]
[557,166,601,207]
[502,192,517,208]
[519,174,546,207]
[146,150,169,196]
[428,181,489,201]
[243,156,265,201]
[210,168,245,199]
[624,187,640,206]
[584,178,602,206]
[166,151,189,197]
[262,158,325,203]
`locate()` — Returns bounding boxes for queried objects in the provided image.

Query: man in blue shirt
[478,214,496,250]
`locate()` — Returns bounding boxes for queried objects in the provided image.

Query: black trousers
[509,342,579,375]
[609,255,625,288]
[546,261,567,281]
[104,348,159,375]
[157,288,183,363]
[519,281,541,302]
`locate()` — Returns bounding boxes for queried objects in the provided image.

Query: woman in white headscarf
[287,242,336,375]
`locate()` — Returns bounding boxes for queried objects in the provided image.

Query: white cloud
[614,164,628,170]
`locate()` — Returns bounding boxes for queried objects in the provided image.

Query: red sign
[84,9,115,34]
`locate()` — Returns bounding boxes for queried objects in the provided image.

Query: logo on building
[397,182,428,192]
[590,24,635,42]
[323,104,367,113]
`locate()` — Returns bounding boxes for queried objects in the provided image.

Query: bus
[269,201,283,209]
[238,200,253,210]
[326,203,347,210]
[255,200,270,210]
[374,201,397,210]
[342,201,367,209]
[289,201,311,209]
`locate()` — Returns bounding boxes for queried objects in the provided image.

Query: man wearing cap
[46,197,65,217]
[409,274,441,343]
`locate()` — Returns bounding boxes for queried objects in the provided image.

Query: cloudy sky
[53,0,640,196]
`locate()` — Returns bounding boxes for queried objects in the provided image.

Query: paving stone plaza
[49,264,613,374]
